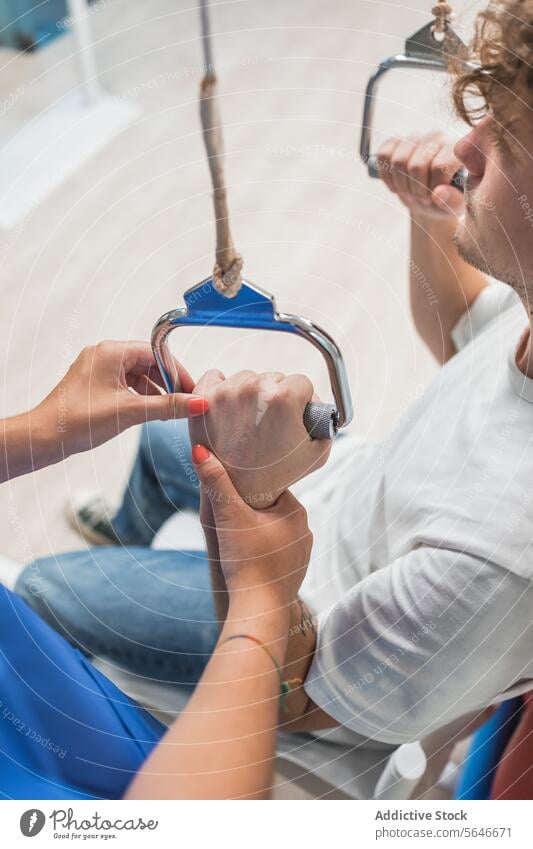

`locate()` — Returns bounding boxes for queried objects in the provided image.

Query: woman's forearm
[410,213,488,364]
[125,597,289,800]
[0,412,57,484]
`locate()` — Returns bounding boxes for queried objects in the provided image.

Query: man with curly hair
[17,0,533,796]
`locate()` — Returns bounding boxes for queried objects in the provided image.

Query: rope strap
[197,0,456,294]
[432,0,454,34]
[199,0,243,298]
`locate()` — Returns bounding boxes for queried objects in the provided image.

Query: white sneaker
[66,491,120,546]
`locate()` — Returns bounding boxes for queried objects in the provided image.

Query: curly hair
[451,0,533,128]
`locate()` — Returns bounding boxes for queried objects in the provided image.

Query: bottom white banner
[1,800,531,848]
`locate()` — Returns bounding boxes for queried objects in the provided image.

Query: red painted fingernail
[192,444,210,464]
[187,397,209,416]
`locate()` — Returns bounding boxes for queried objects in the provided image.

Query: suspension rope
[432,0,454,35]
[197,0,455,298]
[198,0,243,298]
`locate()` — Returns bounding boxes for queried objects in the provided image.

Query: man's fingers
[390,136,417,199]
[375,134,463,217]
[431,185,465,216]
[279,374,314,407]
[375,136,400,194]
[191,445,246,520]
[404,137,441,206]
[194,368,226,395]
[258,372,285,383]
[430,148,463,192]
[223,370,257,388]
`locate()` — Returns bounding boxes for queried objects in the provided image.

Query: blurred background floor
[0,0,478,798]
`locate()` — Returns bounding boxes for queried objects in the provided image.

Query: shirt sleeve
[304,547,533,745]
[451,283,519,351]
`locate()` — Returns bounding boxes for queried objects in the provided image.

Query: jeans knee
[140,419,188,456]
[140,419,198,492]
[15,558,57,608]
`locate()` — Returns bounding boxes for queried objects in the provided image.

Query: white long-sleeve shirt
[298,283,533,744]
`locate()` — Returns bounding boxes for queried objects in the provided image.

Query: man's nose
[454,124,487,179]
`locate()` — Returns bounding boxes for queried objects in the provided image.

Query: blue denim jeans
[16,420,218,685]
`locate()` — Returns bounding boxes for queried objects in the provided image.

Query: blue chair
[455,698,523,800]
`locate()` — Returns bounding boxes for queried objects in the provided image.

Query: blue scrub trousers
[0,583,165,799]
[16,420,219,685]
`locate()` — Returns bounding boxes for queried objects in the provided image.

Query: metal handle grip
[303,402,338,439]
[152,277,354,442]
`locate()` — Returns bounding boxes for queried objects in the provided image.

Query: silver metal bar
[151,277,354,440]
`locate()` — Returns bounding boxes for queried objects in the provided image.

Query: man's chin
[452,221,489,275]
[451,221,472,262]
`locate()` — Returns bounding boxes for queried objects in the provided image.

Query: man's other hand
[377,131,465,220]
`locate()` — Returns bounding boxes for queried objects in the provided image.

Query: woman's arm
[200,477,320,725]
[125,445,313,800]
[0,341,204,483]
[199,448,335,731]
[126,600,289,800]
[1,412,54,483]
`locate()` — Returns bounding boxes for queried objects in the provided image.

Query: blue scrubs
[0,584,165,799]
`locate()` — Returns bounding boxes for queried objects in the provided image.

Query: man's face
[453,112,533,306]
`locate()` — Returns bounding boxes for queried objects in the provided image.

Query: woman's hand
[30,341,206,464]
[192,443,313,613]
[376,131,465,220]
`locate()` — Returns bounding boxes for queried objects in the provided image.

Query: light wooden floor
[0,0,475,798]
